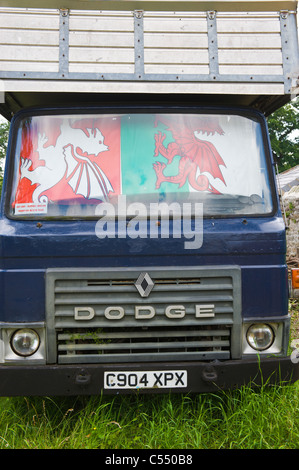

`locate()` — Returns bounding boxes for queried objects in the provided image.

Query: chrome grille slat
[59,351,230,364]
[54,295,234,304]
[54,283,234,292]
[54,320,234,330]
[45,266,242,364]
[58,339,230,352]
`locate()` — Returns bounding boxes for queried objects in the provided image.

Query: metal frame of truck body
[0,1,298,118]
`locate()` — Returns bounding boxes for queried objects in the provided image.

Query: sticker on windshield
[15,202,48,215]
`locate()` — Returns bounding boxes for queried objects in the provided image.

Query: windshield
[9,112,273,218]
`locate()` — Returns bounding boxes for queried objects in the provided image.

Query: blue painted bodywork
[0,106,288,325]
[0,215,288,323]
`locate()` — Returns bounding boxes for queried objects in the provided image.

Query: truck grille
[45,267,242,364]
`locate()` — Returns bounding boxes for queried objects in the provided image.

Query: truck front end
[0,103,298,395]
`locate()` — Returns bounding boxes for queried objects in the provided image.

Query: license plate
[104,370,187,389]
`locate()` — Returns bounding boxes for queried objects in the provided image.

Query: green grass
[0,301,298,450]
[0,383,298,449]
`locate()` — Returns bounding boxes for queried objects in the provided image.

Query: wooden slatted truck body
[0,0,298,395]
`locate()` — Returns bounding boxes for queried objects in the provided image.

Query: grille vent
[45,267,241,364]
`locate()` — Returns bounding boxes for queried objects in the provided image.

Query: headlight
[246,324,274,351]
[10,329,40,357]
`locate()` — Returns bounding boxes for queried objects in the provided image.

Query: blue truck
[0,1,298,395]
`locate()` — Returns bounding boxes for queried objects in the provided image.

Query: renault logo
[134,272,155,298]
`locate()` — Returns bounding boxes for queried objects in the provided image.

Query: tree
[267,98,299,173]
[0,120,10,195]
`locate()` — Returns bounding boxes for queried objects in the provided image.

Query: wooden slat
[144,17,207,33]
[0,60,59,72]
[69,31,134,47]
[217,17,281,33]
[144,49,209,64]
[69,16,134,32]
[69,47,134,64]
[144,64,210,74]
[218,33,282,49]
[144,33,208,48]
[69,9,133,17]
[218,49,283,65]
[0,29,59,46]
[219,64,284,75]
[69,62,134,73]
[0,11,59,30]
[0,44,59,61]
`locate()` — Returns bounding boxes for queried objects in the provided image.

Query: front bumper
[0,357,298,396]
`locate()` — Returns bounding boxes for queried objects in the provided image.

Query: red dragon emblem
[153,115,226,194]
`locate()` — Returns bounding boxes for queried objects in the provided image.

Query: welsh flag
[121,114,189,195]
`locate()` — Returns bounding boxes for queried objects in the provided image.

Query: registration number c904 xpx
[104,370,187,389]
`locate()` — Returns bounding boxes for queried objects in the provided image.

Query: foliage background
[267,97,299,172]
